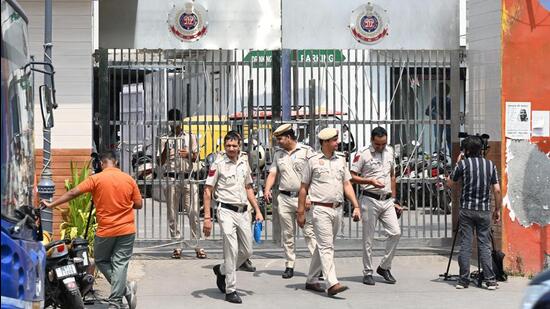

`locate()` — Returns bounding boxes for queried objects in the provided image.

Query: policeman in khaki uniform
[264,124,317,279]
[202,131,264,304]
[159,109,206,259]
[350,126,402,286]
[297,127,361,296]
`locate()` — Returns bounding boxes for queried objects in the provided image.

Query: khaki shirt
[269,143,314,192]
[301,152,351,204]
[350,145,395,194]
[205,152,253,205]
[158,131,199,174]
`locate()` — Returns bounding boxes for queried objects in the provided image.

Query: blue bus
[2,1,56,308]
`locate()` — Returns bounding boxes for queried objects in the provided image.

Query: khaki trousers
[306,205,342,289]
[271,190,281,244]
[165,179,200,247]
[218,207,253,294]
[278,194,317,268]
[361,196,401,275]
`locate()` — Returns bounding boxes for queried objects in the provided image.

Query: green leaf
[58,160,97,256]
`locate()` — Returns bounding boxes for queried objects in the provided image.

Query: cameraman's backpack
[490,231,508,281]
[473,230,507,286]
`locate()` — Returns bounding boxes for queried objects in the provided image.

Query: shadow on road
[253,269,307,278]
[191,287,256,300]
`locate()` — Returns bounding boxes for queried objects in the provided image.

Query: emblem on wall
[167,2,208,42]
[349,2,389,45]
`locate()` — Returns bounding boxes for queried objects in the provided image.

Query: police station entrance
[93,48,464,248]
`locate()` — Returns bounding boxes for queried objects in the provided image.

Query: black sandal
[171,248,182,259]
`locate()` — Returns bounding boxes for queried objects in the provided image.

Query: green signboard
[243,50,346,68]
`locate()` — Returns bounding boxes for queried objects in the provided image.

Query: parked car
[521,269,550,309]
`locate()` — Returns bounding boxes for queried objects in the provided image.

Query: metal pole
[450,50,461,232]
[281,49,291,121]
[271,50,281,123]
[308,79,316,148]
[38,0,54,233]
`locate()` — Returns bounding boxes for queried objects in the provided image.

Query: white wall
[465,0,502,140]
[20,0,93,149]
[100,0,281,49]
[283,0,460,49]
[99,0,459,50]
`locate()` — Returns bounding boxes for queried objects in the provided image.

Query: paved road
[88,254,528,309]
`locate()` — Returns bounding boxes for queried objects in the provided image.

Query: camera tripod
[439,219,481,284]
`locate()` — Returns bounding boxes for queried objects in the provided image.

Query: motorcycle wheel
[61,288,84,309]
[434,190,452,215]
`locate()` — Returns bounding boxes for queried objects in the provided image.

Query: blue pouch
[254,221,263,244]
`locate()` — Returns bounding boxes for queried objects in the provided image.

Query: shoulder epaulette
[307,152,322,160]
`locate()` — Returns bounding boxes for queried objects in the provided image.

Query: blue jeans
[458,209,495,282]
[433,124,451,152]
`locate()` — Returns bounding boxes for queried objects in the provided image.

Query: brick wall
[35,149,92,239]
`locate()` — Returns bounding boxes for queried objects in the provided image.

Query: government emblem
[168,2,208,42]
[349,2,389,45]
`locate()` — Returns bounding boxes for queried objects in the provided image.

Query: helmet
[198,152,219,180]
[242,139,266,171]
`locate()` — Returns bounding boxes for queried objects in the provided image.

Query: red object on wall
[501,0,550,274]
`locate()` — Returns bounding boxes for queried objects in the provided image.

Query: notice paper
[506,102,531,139]
[532,110,550,137]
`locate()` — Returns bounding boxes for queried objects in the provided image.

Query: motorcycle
[69,237,95,300]
[131,144,155,198]
[426,151,452,214]
[395,142,452,214]
[43,238,85,309]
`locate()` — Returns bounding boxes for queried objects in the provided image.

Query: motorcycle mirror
[39,85,55,129]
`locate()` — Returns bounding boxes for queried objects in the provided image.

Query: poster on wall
[505,102,531,139]
[532,110,550,137]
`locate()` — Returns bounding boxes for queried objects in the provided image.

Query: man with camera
[350,126,402,286]
[447,135,502,290]
[41,151,141,309]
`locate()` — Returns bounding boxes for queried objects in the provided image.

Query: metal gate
[93,48,463,246]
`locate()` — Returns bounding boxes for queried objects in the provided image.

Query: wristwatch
[393,198,401,206]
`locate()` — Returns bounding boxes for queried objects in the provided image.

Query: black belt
[220,203,248,213]
[164,172,194,179]
[361,190,393,201]
[280,190,299,198]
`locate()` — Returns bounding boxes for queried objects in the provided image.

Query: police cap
[273,123,293,137]
[318,128,339,140]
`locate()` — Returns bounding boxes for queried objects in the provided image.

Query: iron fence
[93,48,463,246]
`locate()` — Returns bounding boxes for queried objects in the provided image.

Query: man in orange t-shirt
[42,151,142,309]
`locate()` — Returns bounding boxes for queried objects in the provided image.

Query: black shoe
[225,291,242,304]
[282,267,294,279]
[238,259,256,272]
[456,280,469,289]
[317,271,324,281]
[376,266,396,284]
[213,264,226,293]
[363,275,375,285]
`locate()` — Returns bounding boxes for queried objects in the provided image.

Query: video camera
[90,152,102,174]
[458,132,490,157]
